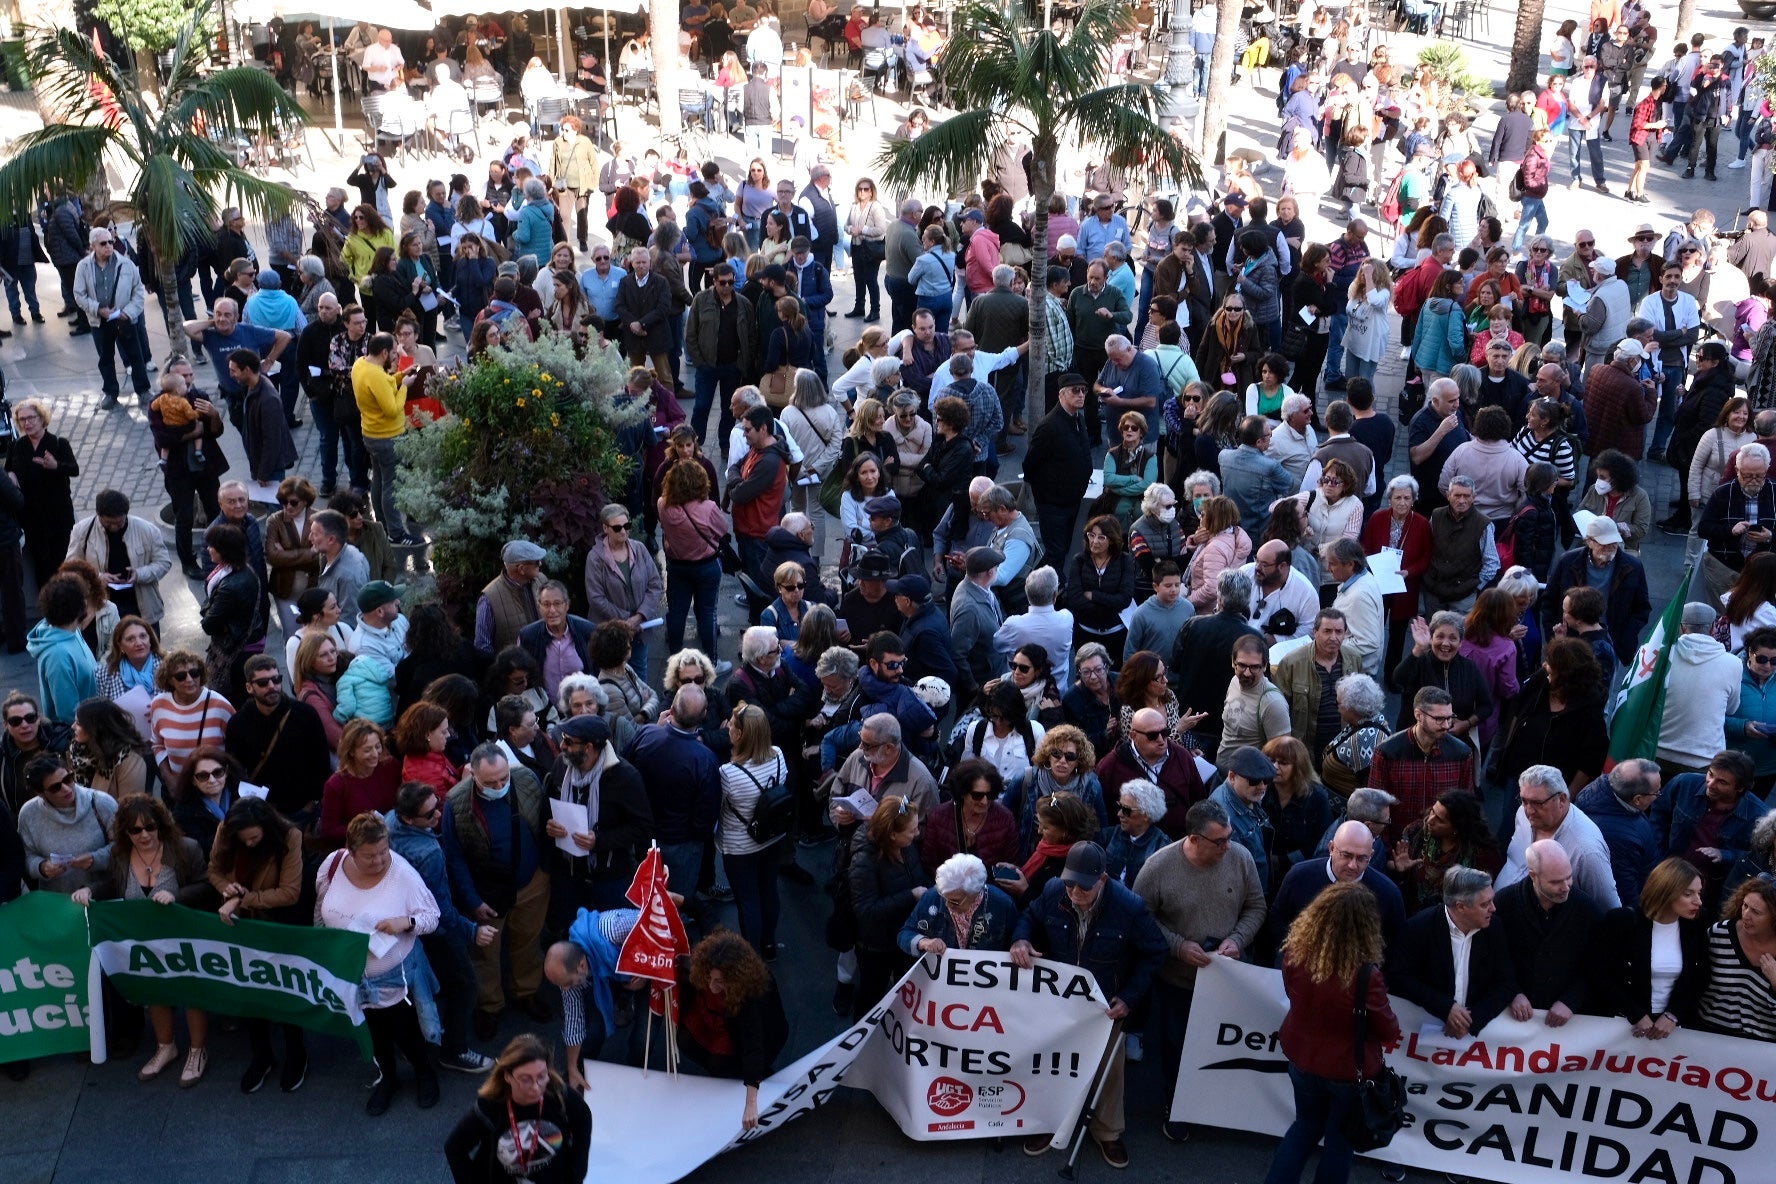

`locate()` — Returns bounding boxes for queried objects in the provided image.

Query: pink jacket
[1186,526,1253,612]
[1460,634,1520,748]
[964,226,1001,295]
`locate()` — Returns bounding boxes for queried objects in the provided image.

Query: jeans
[666,555,722,655]
[2,263,40,319]
[1568,130,1605,185]
[420,930,477,1056]
[885,274,916,334]
[922,294,952,334]
[340,417,370,490]
[1192,52,1210,97]
[1511,196,1550,250]
[364,435,409,539]
[1259,318,1283,350]
[1262,1064,1360,1184]
[1651,362,1685,453]
[659,839,706,904]
[1323,312,1348,383]
[693,363,746,446]
[308,394,342,489]
[724,844,782,953]
[1341,351,1378,382]
[1134,267,1157,345]
[1666,106,1691,159]
[94,316,152,399]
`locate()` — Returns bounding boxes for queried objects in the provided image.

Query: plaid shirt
[265,215,303,269]
[1045,292,1074,374]
[957,376,1003,445]
[1367,728,1476,842]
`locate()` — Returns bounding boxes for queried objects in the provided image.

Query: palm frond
[213,171,311,226]
[176,66,309,137]
[133,152,215,261]
[24,26,122,120]
[0,125,116,214]
[876,107,999,198]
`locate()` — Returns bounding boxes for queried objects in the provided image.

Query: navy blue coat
[1012,877,1167,1009]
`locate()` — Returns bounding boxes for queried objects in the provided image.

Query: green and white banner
[0,893,97,1065]
[88,901,374,1058]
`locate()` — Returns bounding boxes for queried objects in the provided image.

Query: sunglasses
[248,677,280,688]
[1050,750,1080,763]
[880,659,906,670]
[1010,661,1034,673]
[193,767,227,782]
[127,824,158,835]
[171,670,202,682]
[41,776,71,792]
[607,522,631,531]
[779,582,805,591]
[965,790,992,801]
[6,712,38,726]
[1132,728,1166,740]
[1117,805,1138,817]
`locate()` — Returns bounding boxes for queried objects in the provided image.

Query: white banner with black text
[580,949,1115,1184]
[1176,958,1766,1184]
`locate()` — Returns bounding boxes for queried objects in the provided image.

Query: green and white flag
[0,893,96,1064]
[1607,561,1694,765]
[88,901,374,1058]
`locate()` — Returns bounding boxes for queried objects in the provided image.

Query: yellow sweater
[353,356,406,439]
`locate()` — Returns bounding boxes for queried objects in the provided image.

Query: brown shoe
[1096,1137,1130,1169]
[1023,1134,1053,1156]
[1008,418,1027,436]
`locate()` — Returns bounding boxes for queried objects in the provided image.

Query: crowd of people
[4,1,1776,1180]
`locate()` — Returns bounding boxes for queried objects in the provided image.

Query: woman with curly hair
[1387,789,1502,913]
[677,931,790,1128]
[589,621,658,724]
[1003,723,1108,853]
[1106,650,1196,748]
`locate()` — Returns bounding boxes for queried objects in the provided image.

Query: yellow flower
[551,413,561,427]
[517,397,527,408]
[532,388,542,397]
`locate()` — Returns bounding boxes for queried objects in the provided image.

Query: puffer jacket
[1237,249,1282,326]
[1412,296,1467,374]
[508,198,557,264]
[333,654,396,728]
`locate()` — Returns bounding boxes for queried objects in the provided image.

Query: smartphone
[992,863,1021,882]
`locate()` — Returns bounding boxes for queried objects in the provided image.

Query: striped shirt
[1696,920,1776,1042]
[717,749,789,856]
[1512,425,1579,485]
[147,688,236,779]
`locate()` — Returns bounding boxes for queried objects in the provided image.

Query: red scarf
[1021,839,1072,881]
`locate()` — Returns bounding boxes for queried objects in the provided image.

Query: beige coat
[65,514,174,625]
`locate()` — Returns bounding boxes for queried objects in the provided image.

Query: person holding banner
[316,810,441,1115]
[1595,856,1712,1038]
[899,853,1018,956]
[1264,879,1400,1184]
[444,1034,593,1184]
[208,797,308,1093]
[848,793,931,1019]
[71,795,214,1087]
[676,930,790,1129]
[1012,841,1167,1169]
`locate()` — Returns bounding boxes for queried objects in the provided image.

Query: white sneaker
[1124,1034,1144,1062]
[179,1047,208,1088]
[1729,159,1748,168]
[139,1043,180,1080]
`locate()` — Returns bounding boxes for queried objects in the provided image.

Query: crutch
[1058,1031,1125,1181]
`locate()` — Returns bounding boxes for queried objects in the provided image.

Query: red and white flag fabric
[617,846,688,987]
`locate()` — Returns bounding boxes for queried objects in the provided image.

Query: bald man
[1494,838,1602,1025]
[1238,539,1321,642]
[1267,818,1406,957]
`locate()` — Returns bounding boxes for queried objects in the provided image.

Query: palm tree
[1197,0,1247,167]
[1506,1,1547,94]
[0,2,308,361]
[877,0,1198,426]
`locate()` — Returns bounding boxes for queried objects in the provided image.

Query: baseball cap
[1059,841,1107,887]
[1583,516,1623,545]
[356,580,405,612]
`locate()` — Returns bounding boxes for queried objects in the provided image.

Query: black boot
[576,206,589,253]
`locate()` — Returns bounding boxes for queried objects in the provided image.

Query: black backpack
[731,762,795,844]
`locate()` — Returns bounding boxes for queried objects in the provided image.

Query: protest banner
[88,900,374,1058]
[1176,958,1766,1184]
[578,949,1116,1184]
[0,893,95,1064]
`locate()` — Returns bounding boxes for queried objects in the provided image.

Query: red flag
[617,847,688,985]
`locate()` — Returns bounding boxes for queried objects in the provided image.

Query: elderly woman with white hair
[550,670,640,757]
[1495,564,1545,679]
[1128,483,1185,603]
[1360,473,1433,680]
[885,389,932,503]
[1103,778,1169,887]
[898,852,1020,956]
[297,255,335,319]
[1320,673,1391,798]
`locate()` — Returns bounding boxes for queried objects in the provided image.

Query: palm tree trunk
[1197,0,1243,165]
[652,0,682,136]
[1024,137,1057,428]
[154,251,183,368]
[1505,0,1546,94]
[1673,0,1696,43]
[134,46,160,98]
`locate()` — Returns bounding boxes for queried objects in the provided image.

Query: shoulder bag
[1341,962,1409,1152]
[685,508,743,575]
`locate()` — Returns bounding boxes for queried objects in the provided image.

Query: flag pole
[642,1003,654,1076]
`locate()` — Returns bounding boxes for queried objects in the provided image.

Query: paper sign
[1572,509,1598,539]
[1367,547,1407,595]
[833,787,879,819]
[366,929,399,959]
[1083,471,1104,500]
[419,291,440,311]
[244,480,280,504]
[238,781,269,800]
[549,799,590,856]
[1297,304,1317,325]
[113,685,152,741]
[1193,754,1217,783]
[1267,634,1312,667]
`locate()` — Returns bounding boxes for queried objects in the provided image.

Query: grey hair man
[993,564,1075,690]
[1386,864,1512,1039]
[1497,764,1621,908]
[830,711,939,827]
[1573,758,1663,908]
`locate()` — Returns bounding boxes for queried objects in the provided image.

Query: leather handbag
[1341,963,1408,1152]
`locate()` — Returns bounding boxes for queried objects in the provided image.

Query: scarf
[1021,838,1073,881]
[945,895,983,951]
[561,756,602,829]
[1033,766,1078,804]
[204,563,234,601]
[1016,678,1045,719]
[118,656,157,695]
[1215,311,1243,355]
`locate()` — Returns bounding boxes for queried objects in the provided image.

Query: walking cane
[1058,1030,1125,1181]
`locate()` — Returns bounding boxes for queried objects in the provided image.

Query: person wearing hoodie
[244,270,308,427]
[27,573,98,725]
[1655,603,1746,779]
[16,755,116,894]
[387,779,497,1075]
[507,178,556,267]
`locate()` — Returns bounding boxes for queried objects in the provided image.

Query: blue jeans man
[1192,50,1211,97]
[1651,360,1686,455]
[2,262,41,323]
[1567,128,1605,186]
[1323,311,1348,385]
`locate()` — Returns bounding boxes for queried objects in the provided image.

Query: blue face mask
[477,781,510,801]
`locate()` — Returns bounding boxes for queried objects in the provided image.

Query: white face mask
[476,781,510,801]
[1593,478,1612,495]
[1157,507,1177,523]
